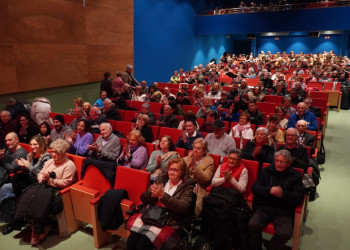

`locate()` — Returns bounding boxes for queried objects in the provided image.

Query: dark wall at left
[0,0,133,95]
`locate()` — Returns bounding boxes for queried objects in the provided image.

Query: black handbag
[141,204,169,227]
[302,173,316,201]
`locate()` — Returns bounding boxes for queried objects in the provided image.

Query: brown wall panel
[12,44,89,92]
[2,0,85,44]
[0,45,18,94]
[0,0,133,95]
[87,44,133,82]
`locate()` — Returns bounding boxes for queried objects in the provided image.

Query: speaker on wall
[309,32,320,38]
[247,33,256,39]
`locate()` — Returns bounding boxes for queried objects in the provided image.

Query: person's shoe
[31,225,51,246]
[2,224,21,235]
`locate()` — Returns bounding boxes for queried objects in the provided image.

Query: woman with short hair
[117,130,148,170]
[133,114,153,143]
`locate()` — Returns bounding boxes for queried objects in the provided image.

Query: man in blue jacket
[287,102,318,131]
[248,150,305,250]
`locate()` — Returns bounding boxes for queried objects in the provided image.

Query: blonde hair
[127,130,145,146]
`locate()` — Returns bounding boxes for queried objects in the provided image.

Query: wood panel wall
[0,0,133,95]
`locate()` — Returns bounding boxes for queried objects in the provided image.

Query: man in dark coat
[245,101,264,126]
[103,99,121,121]
[100,72,114,98]
[248,150,305,250]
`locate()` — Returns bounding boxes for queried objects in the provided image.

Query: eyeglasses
[286,134,297,137]
[168,167,181,173]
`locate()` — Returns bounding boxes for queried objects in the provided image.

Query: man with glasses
[249,150,304,250]
[277,128,309,172]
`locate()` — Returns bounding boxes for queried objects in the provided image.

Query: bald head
[5,132,19,151]
[1,110,12,123]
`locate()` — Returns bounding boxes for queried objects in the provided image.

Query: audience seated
[117,130,148,170]
[3,139,76,245]
[205,119,236,157]
[304,98,322,118]
[196,97,215,119]
[0,135,50,223]
[241,127,275,169]
[14,114,39,144]
[131,103,156,125]
[50,115,73,142]
[160,87,176,104]
[288,102,318,131]
[156,105,179,128]
[214,90,230,109]
[229,112,254,147]
[147,135,179,178]
[248,86,265,102]
[0,110,16,148]
[176,92,192,106]
[88,123,121,162]
[199,110,218,133]
[266,115,285,144]
[39,122,52,145]
[0,132,28,186]
[221,101,241,122]
[178,111,199,131]
[183,138,214,216]
[283,96,296,115]
[103,98,121,121]
[246,101,264,126]
[133,114,153,143]
[207,82,222,100]
[69,106,87,130]
[277,128,309,172]
[296,120,315,149]
[93,91,107,109]
[88,107,108,134]
[176,119,203,151]
[248,150,304,250]
[66,119,94,157]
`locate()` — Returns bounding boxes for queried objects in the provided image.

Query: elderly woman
[196,97,215,119]
[147,135,179,178]
[126,157,196,250]
[3,139,76,245]
[66,119,94,156]
[184,138,215,216]
[241,127,275,169]
[65,97,84,115]
[176,119,203,151]
[117,130,148,170]
[266,115,285,144]
[0,135,51,224]
[133,114,153,143]
[14,114,40,144]
[248,86,265,102]
[229,112,254,148]
[221,101,241,122]
[211,149,248,193]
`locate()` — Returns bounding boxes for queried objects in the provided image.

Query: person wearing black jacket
[245,101,264,126]
[103,99,121,121]
[249,150,305,250]
[100,72,114,98]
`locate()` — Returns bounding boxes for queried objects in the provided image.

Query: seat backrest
[257,102,278,114]
[309,91,329,101]
[144,142,155,157]
[114,166,150,205]
[130,101,144,111]
[115,121,133,138]
[149,102,163,114]
[208,153,221,170]
[241,159,259,198]
[158,127,182,142]
[123,110,139,122]
[175,147,186,157]
[19,142,31,153]
[82,165,111,195]
[182,105,200,114]
[311,98,328,109]
[264,95,283,104]
[67,153,86,181]
[149,125,160,141]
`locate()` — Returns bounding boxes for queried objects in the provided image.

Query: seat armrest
[312,148,318,159]
[295,196,306,214]
[60,180,83,195]
[121,199,134,219]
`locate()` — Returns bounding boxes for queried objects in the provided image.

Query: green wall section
[0,82,100,114]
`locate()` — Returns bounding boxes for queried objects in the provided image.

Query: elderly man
[0,132,28,185]
[296,120,315,149]
[103,98,121,121]
[287,102,318,131]
[249,150,305,250]
[156,105,179,128]
[69,106,87,130]
[93,91,107,109]
[277,128,309,172]
[303,98,321,118]
[89,107,108,134]
[30,97,52,126]
[122,64,140,87]
[131,103,155,125]
[88,123,121,162]
[50,115,73,142]
[262,72,274,89]
[0,111,16,148]
[205,119,236,157]
[246,101,264,126]
[160,87,176,104]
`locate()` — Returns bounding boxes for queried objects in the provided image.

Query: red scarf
[219,162,245,188]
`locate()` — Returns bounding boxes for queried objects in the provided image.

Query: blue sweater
[287,110,318,131]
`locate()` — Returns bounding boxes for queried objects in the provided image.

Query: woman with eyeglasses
[126,157,196,250]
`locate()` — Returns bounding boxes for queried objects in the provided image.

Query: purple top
[70,132,94,156]
[117,146,148,170]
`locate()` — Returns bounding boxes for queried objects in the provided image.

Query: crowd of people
[0,50,335,249]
